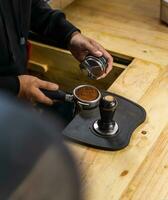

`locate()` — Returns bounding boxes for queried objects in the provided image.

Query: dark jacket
[0,0,79,94]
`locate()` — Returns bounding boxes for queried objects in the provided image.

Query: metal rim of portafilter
[73,85,101,110]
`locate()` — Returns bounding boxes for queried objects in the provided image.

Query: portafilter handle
[40,89,73,102]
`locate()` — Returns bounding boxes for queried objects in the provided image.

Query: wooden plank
[28,60,48,73]
[50,0,74,9]
[49,0,61,8]
[61,0,74,8]
[108,59,162,102]
[68,60,168,200]
[121,124,168,200]
[63,0,168,66]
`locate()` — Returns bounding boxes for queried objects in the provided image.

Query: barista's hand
[69,32,113,78]
[18,75,59,105]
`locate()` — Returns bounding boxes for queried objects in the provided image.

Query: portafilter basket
[40,84,101,111]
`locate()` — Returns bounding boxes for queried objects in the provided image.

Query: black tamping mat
[63,92,146,151]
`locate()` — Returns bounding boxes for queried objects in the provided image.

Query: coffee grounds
[75,86,99,101]
[91,66,104,77]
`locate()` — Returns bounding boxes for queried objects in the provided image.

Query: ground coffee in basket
[75,86,99,101]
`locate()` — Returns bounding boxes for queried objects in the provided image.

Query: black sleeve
[0,76,20,95]
[31,0,80,48]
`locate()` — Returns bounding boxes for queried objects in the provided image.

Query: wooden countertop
[62,1,168,199]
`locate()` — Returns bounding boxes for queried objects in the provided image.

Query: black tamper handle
[98,95,118,130]
[40,89,67,101]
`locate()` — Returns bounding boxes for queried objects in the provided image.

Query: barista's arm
[31,0,80,48]
[30,0,113,78]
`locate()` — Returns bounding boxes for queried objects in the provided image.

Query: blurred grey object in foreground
[0,93,81,200]
[161,0,168,24]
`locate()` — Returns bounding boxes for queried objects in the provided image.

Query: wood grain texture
[61,0,74,8]
[49,0,74,9]
[121,124,168,200]
[108,59,161,101]
[63,0,168,66]
[49,0,61,8]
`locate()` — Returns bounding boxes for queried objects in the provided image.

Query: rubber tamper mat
[63,92,146,151]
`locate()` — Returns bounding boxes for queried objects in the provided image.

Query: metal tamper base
[93,120,119,137]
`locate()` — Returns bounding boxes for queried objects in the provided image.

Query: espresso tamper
[93,94,119,136]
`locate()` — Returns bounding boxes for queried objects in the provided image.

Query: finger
[38,80,59,91]
[96,73,106,80]
[32,88,54,105]
[76,50,89,62]
[105,55,113,74]
[100,47,113,74]
[92,41,113,75]
[85,40,103,57]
